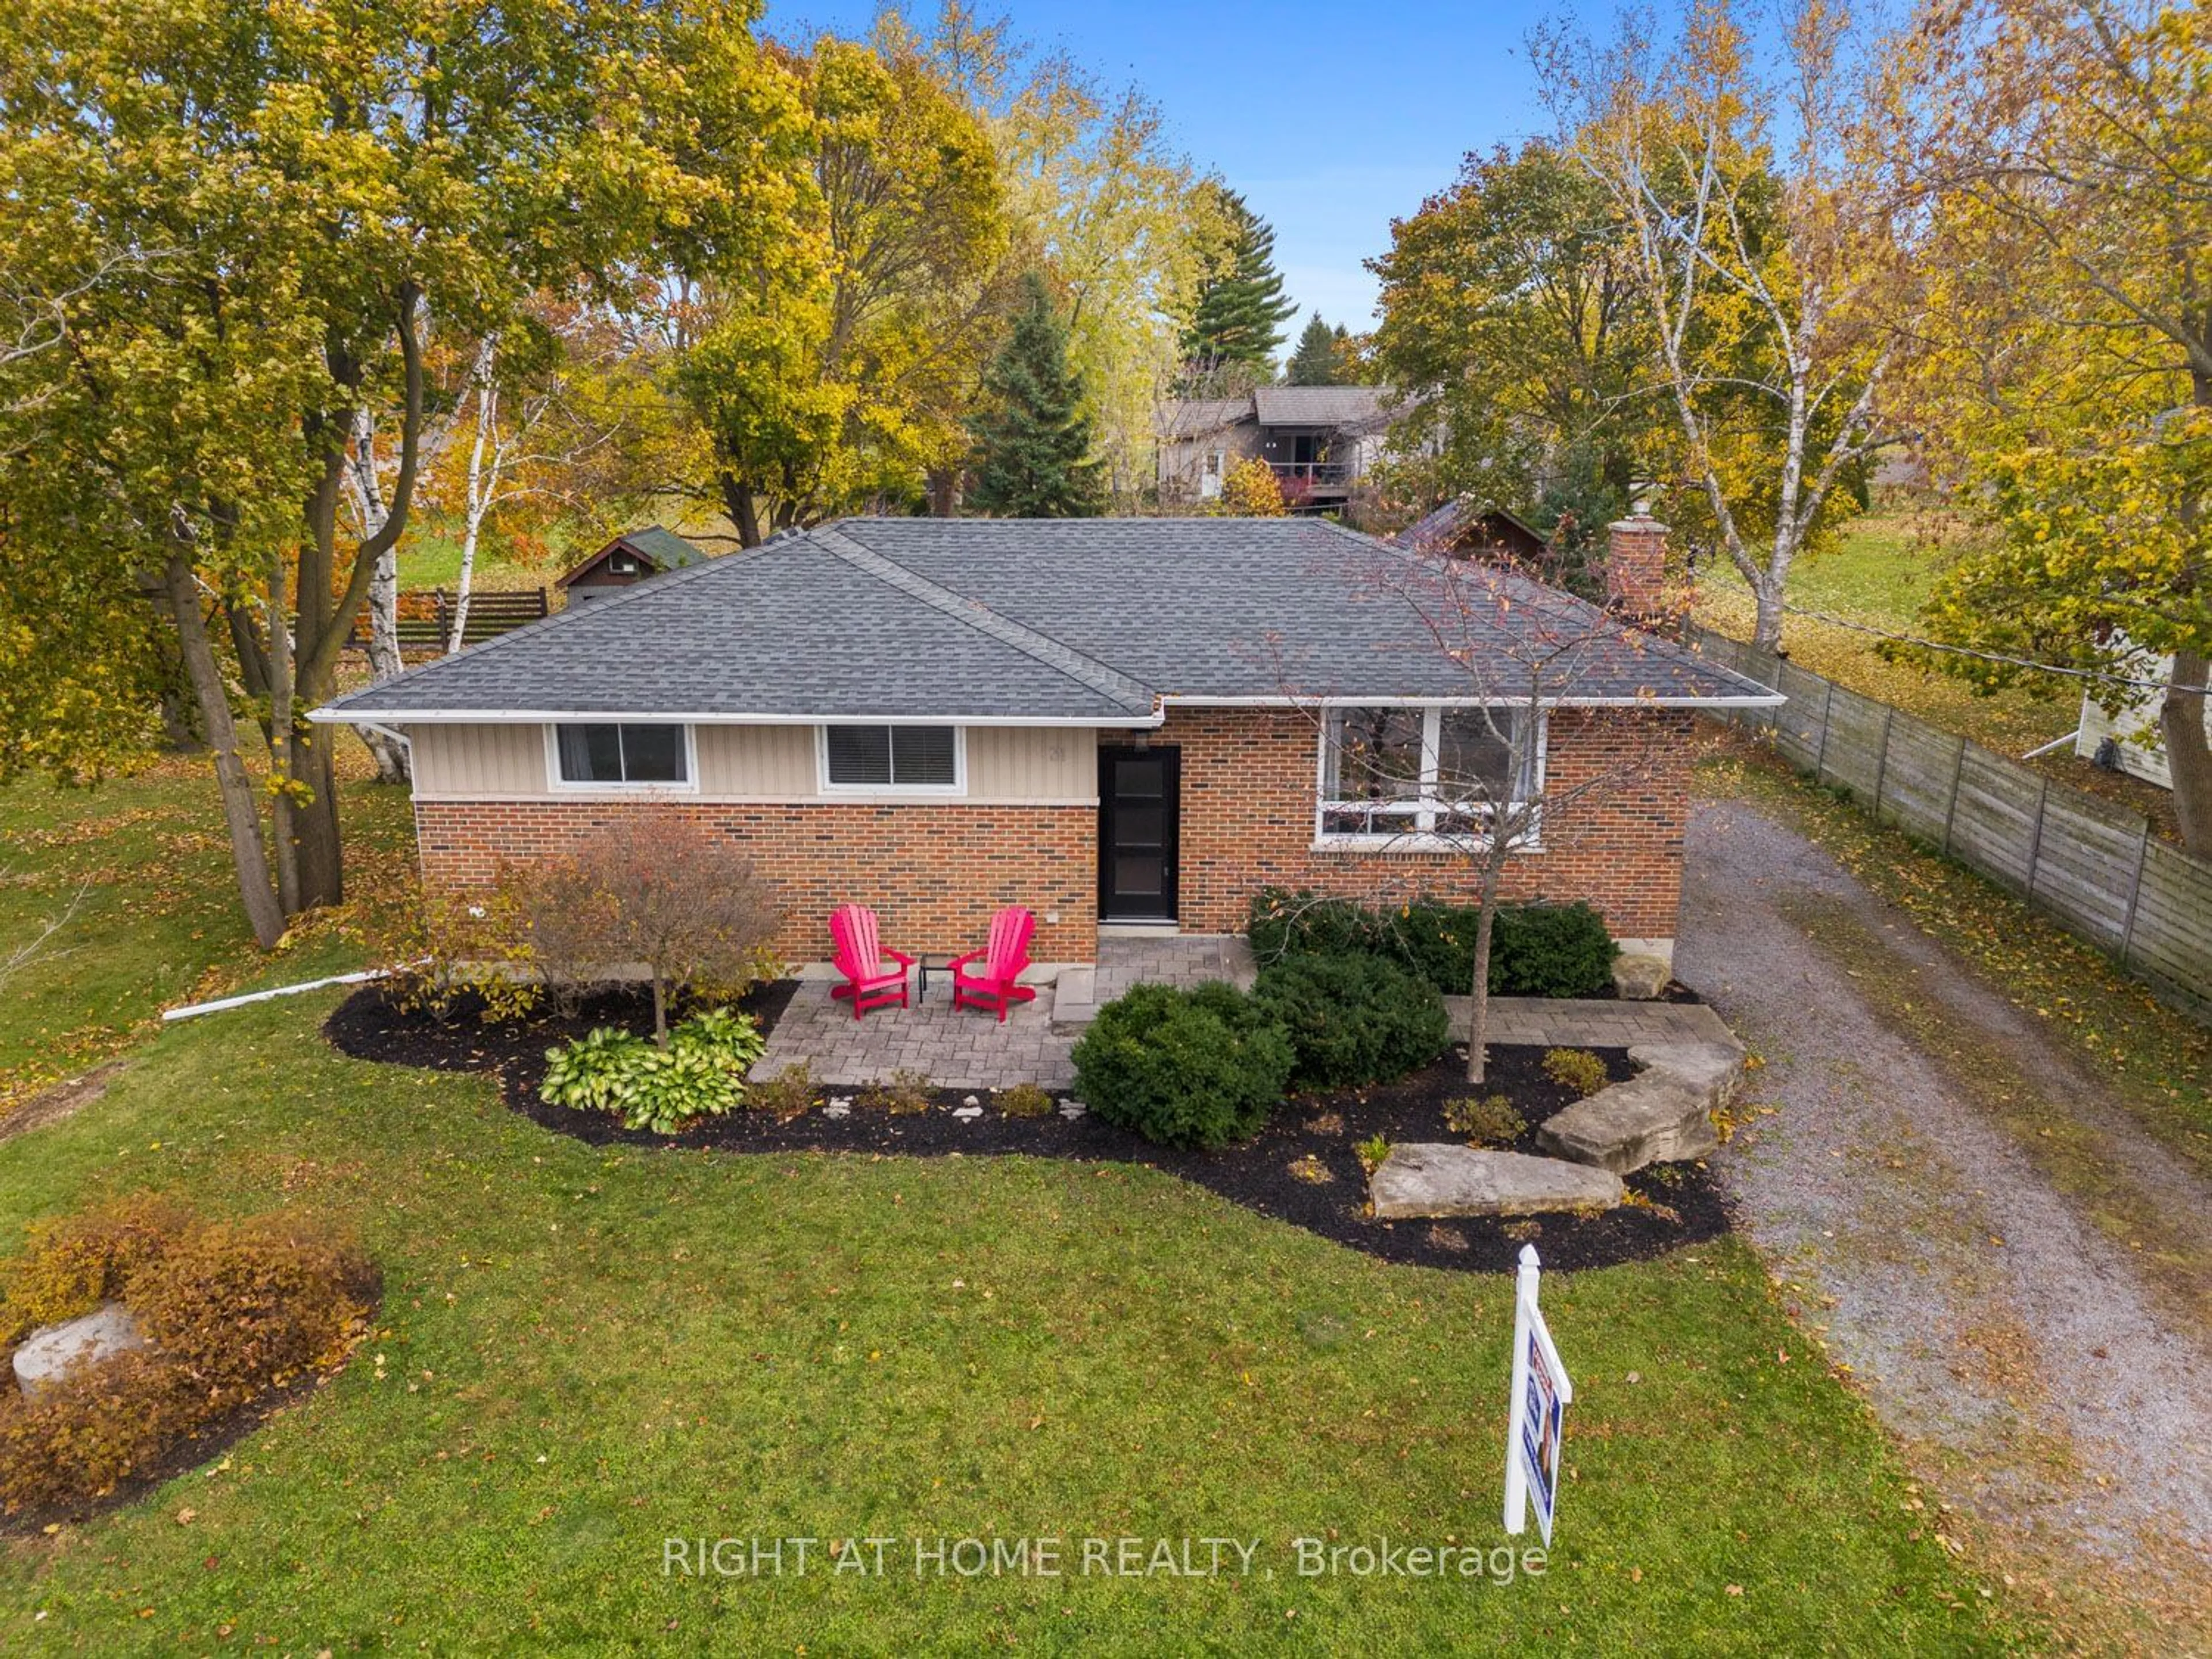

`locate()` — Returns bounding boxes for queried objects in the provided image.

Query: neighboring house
[556,526,711,605]
[2072,647,2212,790]
[1156,386,1418,511]
[1396,498,1551,562]
[314,517,1781,969]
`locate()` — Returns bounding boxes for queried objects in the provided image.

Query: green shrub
[1251,951,1451,1089]
[1248,889,1616,998]
[1541,1047,1612,1099]
[1071,981,1293,1150]
[1354,1134,1392,1173]
[539,1009,766,1132]
[996,1082,1054,1118]
[1491,903,1618,999]
[1249,890,1374,965]
[1444,1094,1526,1145]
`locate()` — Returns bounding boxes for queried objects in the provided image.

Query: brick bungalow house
[313,517,1778,969]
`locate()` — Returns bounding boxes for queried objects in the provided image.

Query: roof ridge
[810,524,1156,715]
[1311,516,1780,701]
[320,537,761,715]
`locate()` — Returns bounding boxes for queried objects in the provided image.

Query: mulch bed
[325,985,1728,1276]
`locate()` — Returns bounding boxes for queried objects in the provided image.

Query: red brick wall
[412,800,1098,964]
[410,707,1690,963]
[1158,706,1691,942]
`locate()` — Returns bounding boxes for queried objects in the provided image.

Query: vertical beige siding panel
[698,725,817,795]
[414,724,548,796]
[968,727,1098,800]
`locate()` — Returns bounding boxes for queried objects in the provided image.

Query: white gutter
[308,708,1163,729]
[1156,692,1787,710]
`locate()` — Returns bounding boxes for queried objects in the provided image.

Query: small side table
[915,954,958,1002]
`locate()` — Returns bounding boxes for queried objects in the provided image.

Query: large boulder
[1535,1039,1744,1174]
[12,1301,146,1400]
[1369,1143,1624,1219]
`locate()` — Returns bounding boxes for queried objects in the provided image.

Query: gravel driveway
[1677,797,2212,1635]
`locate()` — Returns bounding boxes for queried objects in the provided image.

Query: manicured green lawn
[0,994,2031,1652]
[0,745,2043,1652]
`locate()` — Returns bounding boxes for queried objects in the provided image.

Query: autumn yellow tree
[1217,457,1287,517]
[0,0,811,942]
[887,4,1226,507]
[1887,0,2212,853]
[666,34,1008,544]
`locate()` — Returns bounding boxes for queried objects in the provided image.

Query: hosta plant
[540,1009,767,1132]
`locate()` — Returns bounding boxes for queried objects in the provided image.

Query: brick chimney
[1605,515,1669,619]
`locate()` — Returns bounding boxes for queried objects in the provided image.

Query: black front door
[1099,745,1179,922]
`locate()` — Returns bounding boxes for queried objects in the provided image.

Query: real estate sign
[1502,1244,1572,1546]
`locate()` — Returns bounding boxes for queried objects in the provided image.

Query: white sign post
[1502,1243,1572,1546]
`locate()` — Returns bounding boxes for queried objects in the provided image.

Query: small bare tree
[1290,546,1680,1082]
[0,878,85,992]
[525,816,786,1044]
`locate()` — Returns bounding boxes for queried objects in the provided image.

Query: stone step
[1050,965,1096,1026]
[1535,1039,1745,1174]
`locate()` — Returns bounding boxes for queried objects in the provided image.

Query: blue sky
[760,1,1558,331]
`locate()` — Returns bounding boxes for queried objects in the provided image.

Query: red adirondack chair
[828,904,914,1020]
[950,906,1038,1022]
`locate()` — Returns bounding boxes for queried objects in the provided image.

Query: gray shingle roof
[1155,397,1252,440]
[1251,385,1396,429]
[319,517,1780,723]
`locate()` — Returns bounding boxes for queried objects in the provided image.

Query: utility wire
[1766,603,2196,696]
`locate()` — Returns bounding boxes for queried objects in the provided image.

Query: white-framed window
[547,722,696,790]
[818,724,965,794]
[1316,706,1542,846]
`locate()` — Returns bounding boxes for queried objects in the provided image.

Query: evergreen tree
[1181,186,1299,381]
[1286,313,1340,385]
[967,274,1104,518]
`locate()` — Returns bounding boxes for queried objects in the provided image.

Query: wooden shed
[556,527,711,604]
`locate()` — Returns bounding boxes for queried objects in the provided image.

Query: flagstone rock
[1368,1144,1624,1219]
[1535,1040,1743,1174]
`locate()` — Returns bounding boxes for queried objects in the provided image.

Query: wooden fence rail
[1685,622,2212,1021]
[346,588,548,653]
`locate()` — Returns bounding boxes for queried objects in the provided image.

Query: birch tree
[433,314,638,652]
[1538,0,1903,652]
